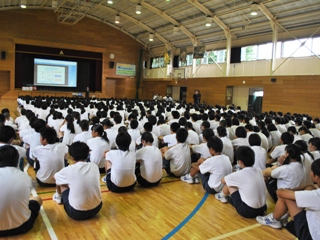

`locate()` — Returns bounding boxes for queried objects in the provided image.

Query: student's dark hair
[186,122,195,131]
[245,124,253,132]
[217,126,227,137]
[206,136,223,153]
[91,116,100,125]
[299,126,314,137]
[170,122,180,133]
[92,124,109,142]
[69,142,90,161]
[178,117,187,127]
[308,137,320,150]
[33,118,47,133]
[143,122,153,132]
[118,126,128,134]
[65,115,75,134]
[232,118,240,126]
[1,108,9,114]
[176,127,188,143]
[141,132,154,144]
[80,120,89,131]
[287,126,297,135]
[235,126,247,138]
[201,121,210,129]
[116,132,131,151]
[114,114,123,124]
[0,145,19,168]
[295,140,314,160]
[280,132,294,144]
[130,119,138,129]
[249,133,261,147]
[172,111,180,119]
[283,144,302,165]
[20,108,27,115]
[72,111,81,125]
[0,126,16,143]
[267,123,278,132]
[101,119,114,128]
[40,127,57,144]
[202,128,214,141]
[147,115,157,125]
[235,146,255,167]
[311,159,320,177]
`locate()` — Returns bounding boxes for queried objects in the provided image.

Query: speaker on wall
[173,56,179,68]
[230,47,241,63]
[271,78,276,83]
[109,61,115,69]
[1,51,6,60]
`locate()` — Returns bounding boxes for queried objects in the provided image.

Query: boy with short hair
[0,145,42,236]
[215,146,267,218]
[162,128,191,177]
[53,142,102,220]
[32,127,68,187]
[105,132,136,192]
[181,136,232,194]
[256,159,320,240]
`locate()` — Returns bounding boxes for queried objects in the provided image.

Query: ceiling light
[149,33,154,42]
[20,0,27,8]
[173,26,179,34]
[251,2,259,16]
[136,4,142,14]
[115,15,120,24]
[205,16,212,27]
[107,0,113,4]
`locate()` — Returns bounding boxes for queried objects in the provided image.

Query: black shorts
[36,178,56,187]
[0,200,41,237]
[106,168,136,193]
[198,172,218,194]
[230,191,267,218]
[62,189,102,220]
[285,210,312,240]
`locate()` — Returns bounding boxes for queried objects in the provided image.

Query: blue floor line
[162,192,209,240]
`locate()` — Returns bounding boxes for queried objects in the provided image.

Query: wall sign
[116,63,136,76]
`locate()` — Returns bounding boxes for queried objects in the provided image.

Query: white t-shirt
[232,138,250,149]
[60,124,81,146]
[225,167,266,209]
[105,128,118,149]
[128,129,141,142]
[220,136,234,163]
[186,130,200,145]
[270,144,287,160]
[32,143,68,184]
[251,146,267,170]
[302,152,314,185]
[136,145,162,183]
[73,131,92,143]
[163,133,177,147]
[257,132,269,152]
[159,124,171,137]
[87,137,111,169]
[271,162,305,189]
[295,189,320,240]
[270,130,281,147]
[54,162,101,211]
[192,142,211,159]
[165,143,191,176]
[23,132,41,159]
[48,119,64,134]
[136,132,158,148]
[0,167,32,230]
[105,150,136,187]
[199,154,232,192]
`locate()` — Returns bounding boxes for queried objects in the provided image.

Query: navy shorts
[198,172,218,194]
[106,168,136,193]
[62,189,102,220]
[285,210,312,240]
[230,191,267,218]
[0,200,41,237]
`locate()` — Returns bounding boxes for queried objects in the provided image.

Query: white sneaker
[180,174,194,184]
[256,213,282,229]
[52,193,62,204]
[215,192,228,203]
[101,175,106,183]
[194,177,200,184]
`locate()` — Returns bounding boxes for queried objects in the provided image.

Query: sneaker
[280,213,289,227]
[52,193,62,204]
[256,213,282,229]
[180,174,194,184]
[101,175,106,183]
[194,177,200,184]
[215,192,228,203]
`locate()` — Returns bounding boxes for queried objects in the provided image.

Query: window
[312,37,320,55]
[179,54,193,67]
[151,57,165,68]
[282,38,312,58]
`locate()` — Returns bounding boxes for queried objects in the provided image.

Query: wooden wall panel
[142,75,320,118]
[0,71,10,97]
[0,9,143,99]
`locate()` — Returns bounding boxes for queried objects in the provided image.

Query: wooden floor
[1,100,296,240]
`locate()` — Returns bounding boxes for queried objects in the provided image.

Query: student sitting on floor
[181,136,232,193]
[256,159,320,240]
[162,128,191,177]
[53,142,102,220]
[249,133,267,170]
[215,146,267,218]
[135,132,162,187]
[105,132,136,193]
[0,145,42,237]
[32,127,68,187]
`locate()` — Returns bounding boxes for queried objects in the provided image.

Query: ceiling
[1,0,320,53]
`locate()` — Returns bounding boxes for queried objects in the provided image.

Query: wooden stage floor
[1,100,295,240]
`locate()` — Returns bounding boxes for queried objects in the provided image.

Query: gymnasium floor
[2,100,296,240]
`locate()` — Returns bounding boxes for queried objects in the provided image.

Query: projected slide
[34,58,77,87]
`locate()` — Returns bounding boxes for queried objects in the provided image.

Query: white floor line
[209,223,261,240]
[24,163,58,240]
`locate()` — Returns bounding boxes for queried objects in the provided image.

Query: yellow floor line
[209,223,261,240]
